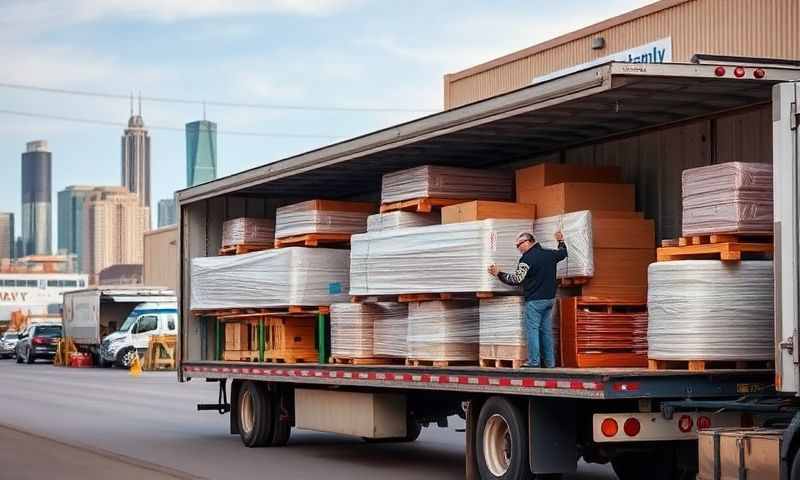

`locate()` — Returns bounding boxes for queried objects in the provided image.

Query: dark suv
[15,324,62,364]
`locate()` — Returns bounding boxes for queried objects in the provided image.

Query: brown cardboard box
[581,248,655,302]
[592,217,655,249]
[441,201,536,224]
[698,428,782,480]
[517,183,636,217]
[515,163,622,189]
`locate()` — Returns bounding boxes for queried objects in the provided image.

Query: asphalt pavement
[0,360,617,479]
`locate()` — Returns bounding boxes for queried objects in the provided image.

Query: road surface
[0,360,617,479]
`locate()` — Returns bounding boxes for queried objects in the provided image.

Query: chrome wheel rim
[241,389,255,434]
[122,350,136,367]
[483,414,512,476]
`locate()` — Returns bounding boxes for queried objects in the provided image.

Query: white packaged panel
[190,247,350,310]
[366,211,441,232]
[275,201,370,238]
[407,300,479,361]
[330,302,408,358]
[532,210,594,278]
[381,165,513,203]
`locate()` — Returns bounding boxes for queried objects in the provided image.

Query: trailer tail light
[623,418,641,437]
[696,416,712,430]
[32,336,46,345]
[678,415,694,433]
[753,68,766,79]
[714,66,726,77]
[734,66,746,77]
[601,418,618,437]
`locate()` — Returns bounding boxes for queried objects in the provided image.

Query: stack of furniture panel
[682,162,773,236]
[275,200,375,239]
[350,219,535,296]
[190,247,351,310]
[647,260,774,363]
[221,217,275,247]
[367,211,441,232]
[381,165,513,204]
[478,296,561,367]
[330,302,408,360]
[406,300,479,364]
[531,210,594,279]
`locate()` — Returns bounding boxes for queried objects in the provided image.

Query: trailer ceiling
[177,62,800,204]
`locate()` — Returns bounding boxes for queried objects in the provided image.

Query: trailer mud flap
[529,397,577,474]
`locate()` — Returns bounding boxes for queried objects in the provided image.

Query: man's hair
[517,232,535,243]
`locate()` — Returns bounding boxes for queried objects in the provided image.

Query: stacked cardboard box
[441,201,536,224]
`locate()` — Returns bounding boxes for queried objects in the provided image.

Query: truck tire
[25,349,34,364]
[476,397,530,480]
[117,348,137,368]
[270,388,291,446]
[238,381,274,447]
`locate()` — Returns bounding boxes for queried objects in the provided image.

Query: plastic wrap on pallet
[532,210,594,278]
[221,217,275,247]
[366,211,441,232]
[381,165,513,204]
[647,260,774,361]
[682,162,773,236]
[407,300,479,361]
[330,302,407,358]
[275,201,371,238]
[190,247,350,310]
[350,219,535,295]
[479,296,561,358]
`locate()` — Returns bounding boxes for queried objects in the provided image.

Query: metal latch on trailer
[197,378,231,414]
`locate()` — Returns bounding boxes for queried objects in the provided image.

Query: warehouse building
[444,0,799,108]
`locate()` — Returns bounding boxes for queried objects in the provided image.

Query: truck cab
[100,302,177,367]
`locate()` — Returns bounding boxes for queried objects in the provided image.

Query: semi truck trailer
[177,59,800,479]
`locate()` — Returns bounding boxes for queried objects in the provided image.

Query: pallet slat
[379,197,463,214]
[405,358,477,368]
[648,359,773,371]
[656,241,773,262]
[218,243,272,256]
[330,356,404,366]
[274,233,353,248]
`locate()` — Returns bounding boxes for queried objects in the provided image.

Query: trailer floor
[0,361,616,479]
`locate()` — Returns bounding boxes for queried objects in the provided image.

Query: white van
[99,302,178,367]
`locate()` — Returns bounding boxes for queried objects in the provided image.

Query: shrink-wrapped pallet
[275,200,374,238]
[407,300,479,362]
[682,162,773,236]
[381,165,513,204]
[479,296,561,364]
[330,302,407,358]
[532,210,594,278]
[366,211,441,232]
[221,217,275,247]
[647,260,773,361]
[350,219,533,296]
[190,247,350,310]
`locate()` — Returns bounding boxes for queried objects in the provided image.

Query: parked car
[99,302,177,367]
[15,324,62,364]
[0,331,20,359]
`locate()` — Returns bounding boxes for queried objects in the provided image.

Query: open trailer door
[774,81,800,395]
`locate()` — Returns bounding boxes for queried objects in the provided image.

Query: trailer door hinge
[791,102,798,130]
[780,332,798,363]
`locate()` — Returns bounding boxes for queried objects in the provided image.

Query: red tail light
[734,66,746,77]
[601,418,618,437]
[678,415,693,433]
[714,66,726,77]
[623,418,641,437]
[32,336,46,345]
[753,68,766,79]
[697,416,712,430]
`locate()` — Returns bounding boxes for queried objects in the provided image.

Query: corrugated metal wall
[445,0,800,108]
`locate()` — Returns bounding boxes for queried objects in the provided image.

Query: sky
[0,0,653,248]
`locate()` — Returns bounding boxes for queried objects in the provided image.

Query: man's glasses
[515,240,529,248]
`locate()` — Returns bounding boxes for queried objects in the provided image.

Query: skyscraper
[81,186,149,283]
[186,119,217,186]
[121,95,151,212]
[157,198,177,227]
[21,140,52,256]
[57,185,94,269]
[0,213,14,259]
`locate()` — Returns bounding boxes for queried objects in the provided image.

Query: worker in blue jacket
[488,231,567,368]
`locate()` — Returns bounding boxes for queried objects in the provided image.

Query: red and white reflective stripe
[183,365,604,392]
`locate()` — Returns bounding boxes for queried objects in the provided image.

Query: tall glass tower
[21,140,52,256]
[121,95,151,209]
[186,119,217,187]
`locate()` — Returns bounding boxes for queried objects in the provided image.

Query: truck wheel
[270,389,291,446]
[117,348,137,368]
[25,349,34,364]
[238,381,274,447]
[476,397,530,480]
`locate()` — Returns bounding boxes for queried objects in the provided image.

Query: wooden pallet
[672,233,773,247]
[264,355,316,364]
[405,358,477,367]
[330,356,404,366]
[192,305,330,318]
[648,359,773,371]
[222,350,260,362]
[479,358,525,369]
[558,276,590,287]
[656,239,773,261]
[274,233,352,248]
[218,243,272,256]
[53,336,77,367]
[142,335,176,371]
[379,197,462,214]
